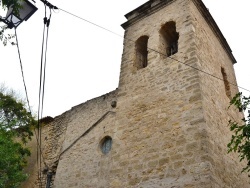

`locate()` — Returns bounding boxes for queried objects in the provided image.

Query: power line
[14,28,32,112]
[37,4,53,187]
[14,24,48,188]
[13,25,49,188]
[59,8,123,38]
[58,7,250,93]
[149,48,250,93]
[2,2,53,187]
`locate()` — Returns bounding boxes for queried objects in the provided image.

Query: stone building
[25,0,250,187]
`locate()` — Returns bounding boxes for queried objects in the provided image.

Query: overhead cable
[59,8,123,38]
[58,7,250,93]
[14,28,32,112]
[37,3,53,187]
[14,22,48,188]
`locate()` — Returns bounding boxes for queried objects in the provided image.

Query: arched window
[135,36,149,70]
[221,67,231,99]
[159,21,179,57]
[100,136,112,154]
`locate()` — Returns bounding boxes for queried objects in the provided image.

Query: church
[23,0,249,187]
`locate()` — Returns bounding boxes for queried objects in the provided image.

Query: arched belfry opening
[159,21,179,57]
[135,35,149,70]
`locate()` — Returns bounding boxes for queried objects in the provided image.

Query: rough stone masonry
[22,0,250,187]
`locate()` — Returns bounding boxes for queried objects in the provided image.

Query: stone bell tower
[38,0,249,187]
[114,0,249,187]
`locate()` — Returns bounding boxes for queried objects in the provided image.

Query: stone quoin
[22,0,250,187]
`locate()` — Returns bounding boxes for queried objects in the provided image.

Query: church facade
[30,0,249,187]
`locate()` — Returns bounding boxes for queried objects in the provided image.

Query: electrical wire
[7,5,250,186]
[37,14,45,188]
[36,4,53,187]
[2,2,53,187]
[37,8,45,187]
[14,25,47,188]
[37,6,47,186]
[13,29,45,169]
[59,8,123,38]
[41,8,52,120]
[14,28,32,113]
[58,7,250,93]
[149,48,250,92]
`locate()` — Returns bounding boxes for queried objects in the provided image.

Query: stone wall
[114,0,211,186]
[41,112,71,187]
[51,90,118,187]
[190,1,249,187]
[20,133,38,188]
[26,0,250,187]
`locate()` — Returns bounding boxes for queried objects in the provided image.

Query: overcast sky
[0,0,250,117]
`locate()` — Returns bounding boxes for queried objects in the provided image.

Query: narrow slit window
[135,36,149,70]
[221,67,231,99]
[159,21,179,57]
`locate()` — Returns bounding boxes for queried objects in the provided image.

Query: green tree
[0,90,36,188]
[0,0,21,45]
[1,0,22,15]
[228,92,250,173]
[0,26,15,46]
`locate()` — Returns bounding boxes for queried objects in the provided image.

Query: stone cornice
[121,0,236,64]
[192,0,236,64]
[121,0,175,30]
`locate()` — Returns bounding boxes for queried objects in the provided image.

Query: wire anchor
[40,0,58,9]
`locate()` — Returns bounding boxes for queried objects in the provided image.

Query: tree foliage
[0,26,15,46]
[0,90,36,188]
[1,0,23,15]
[0,129,31,188]
[0,0,21,45]
[228,92,250,173]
